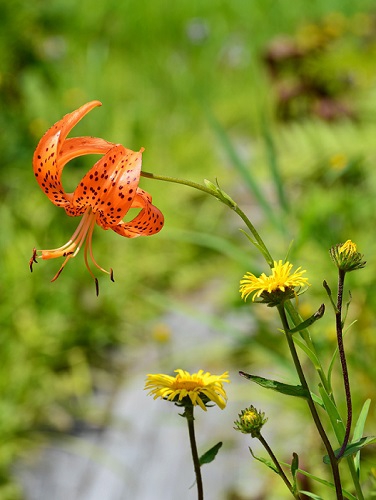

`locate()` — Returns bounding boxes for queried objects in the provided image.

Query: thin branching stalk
[277,305,344,500]
[335,269,352,460]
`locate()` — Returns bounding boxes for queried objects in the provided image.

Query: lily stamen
[40,212,90,258]
[29,248,38,272]
[85,216,111,277]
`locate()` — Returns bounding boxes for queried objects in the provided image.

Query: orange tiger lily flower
[30,100,164,293]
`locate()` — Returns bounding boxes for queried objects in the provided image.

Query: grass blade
[261,119,289,213]
[204,107,283,231]
[353,399,371,476]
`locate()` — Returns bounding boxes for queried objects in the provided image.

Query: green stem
[185,406,204,500]
[141,171,274,266]
[258,433,302,499]
[277,305,343,500]
[142,170,213,197]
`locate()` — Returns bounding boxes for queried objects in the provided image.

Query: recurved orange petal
[111,189,164,238]
[59,137,115,166]
[33,100,104,207]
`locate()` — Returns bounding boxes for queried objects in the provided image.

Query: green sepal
[239,371,309,399]
[323,436,376,464]
[199,442,222,466]
[288,304,325,333]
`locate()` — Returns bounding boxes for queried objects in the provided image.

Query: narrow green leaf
[199,442,222,466]
[291,452,299,492]
[353,399,371,476]
[291,452,299,479]
[341,291,353,327]
[323,436,376,464]
[288,304,325,333]
[323,280,338,313]
[284,299,312,345]
[261,120,289,213]
[318,384,345,443]
[239,228,265,257]
[284,239,295,263]
[281,462,357,500]
[292,335,322,371]
[249,447,278,474]
[239,371,309,398]
[299,492,324,500]
[311,392,324,408]
[354,401,371,440]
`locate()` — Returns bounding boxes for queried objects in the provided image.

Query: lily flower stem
[258,433,302,499]
[185,406,204,500]
[335,269,352,460]
[141,171,274,266]
[277,305,344,500]
[141,170,213,196]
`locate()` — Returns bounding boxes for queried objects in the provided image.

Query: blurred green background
[1,0,376,498]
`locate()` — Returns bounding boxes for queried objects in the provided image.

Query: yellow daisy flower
[145,369,230,411]
[240,260,309,304]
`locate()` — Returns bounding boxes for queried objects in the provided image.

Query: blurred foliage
[264,11,376,121]
[1,0,376,498]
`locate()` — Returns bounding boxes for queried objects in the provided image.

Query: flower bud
[330,240,366,272]
[234,405,267,437]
